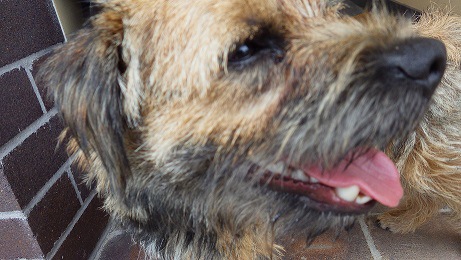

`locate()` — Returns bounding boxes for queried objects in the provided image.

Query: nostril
[397,54,445,81]
[430,56,446,76]
[378,37,447,94]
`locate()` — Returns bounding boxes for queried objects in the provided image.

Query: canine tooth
[310,177,319,183]
[266,162,285,173]
[355,195,372,204]
[335,185,360,202]
[291,169,310,182]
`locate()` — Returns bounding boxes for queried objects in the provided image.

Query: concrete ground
[92,209,460,260]
[280,211,461,260]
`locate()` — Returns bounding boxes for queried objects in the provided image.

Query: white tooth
[266,162,286,173]
[355,195,372,204]
[335,185,360,202]
[291,169,310,182]
[310,177,319,183]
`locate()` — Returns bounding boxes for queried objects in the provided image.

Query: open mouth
[258,149,403,214]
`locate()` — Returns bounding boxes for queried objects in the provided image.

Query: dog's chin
[268,192,359,242]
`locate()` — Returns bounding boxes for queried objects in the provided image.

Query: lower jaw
[262,175,376,215]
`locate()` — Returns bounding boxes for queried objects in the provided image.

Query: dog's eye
[230,44,254,62]
[228,40,264,64]
[228,34,284,68]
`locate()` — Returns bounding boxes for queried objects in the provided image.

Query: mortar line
[25,67,47,113]
[359,216,382,260]
[67,170,84,205]
[0,211,27,220]
[440,207,453,213]
[88,219,122,260]
[23,155,76,216]
[0,46,57,76]
[0,63,21,77]
[0,108,57,160]
[46,191,97,260]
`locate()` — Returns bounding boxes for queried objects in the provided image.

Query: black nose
[379,37,447,97]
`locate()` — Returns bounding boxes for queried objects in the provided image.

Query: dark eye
[229,44,254,63]
[227,33,285,69]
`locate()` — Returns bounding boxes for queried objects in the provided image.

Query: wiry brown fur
[378,9,461,233]
[40,0,456,258]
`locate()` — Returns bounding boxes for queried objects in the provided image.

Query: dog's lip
[261,173,376,214]
[256,148,403,209]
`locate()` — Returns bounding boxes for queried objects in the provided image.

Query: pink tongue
[303,149,403,207]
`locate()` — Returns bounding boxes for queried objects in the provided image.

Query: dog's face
[43,0,447,258]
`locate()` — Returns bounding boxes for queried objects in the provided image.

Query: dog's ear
[42,9,131,201]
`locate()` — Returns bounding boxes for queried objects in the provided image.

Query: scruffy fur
[41,0,459,258]
[378,10,461,234]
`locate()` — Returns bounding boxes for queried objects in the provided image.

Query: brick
[28,174,81,254]
[0,69,43,146]
[349,0,420,18]
[341,0,363,16]
[0,167,20,212]
[0,0,64,67]
[3,116,68,208]
[53,197,109,259]
[0,219,43,259]
[32,54,55,111]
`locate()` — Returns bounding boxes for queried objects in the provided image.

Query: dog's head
[42,0,446,258]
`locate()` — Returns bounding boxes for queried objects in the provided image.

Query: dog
[41,0,453,258]
[377,9,461,234]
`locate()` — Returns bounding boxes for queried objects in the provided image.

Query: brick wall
[0,0,109,259]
